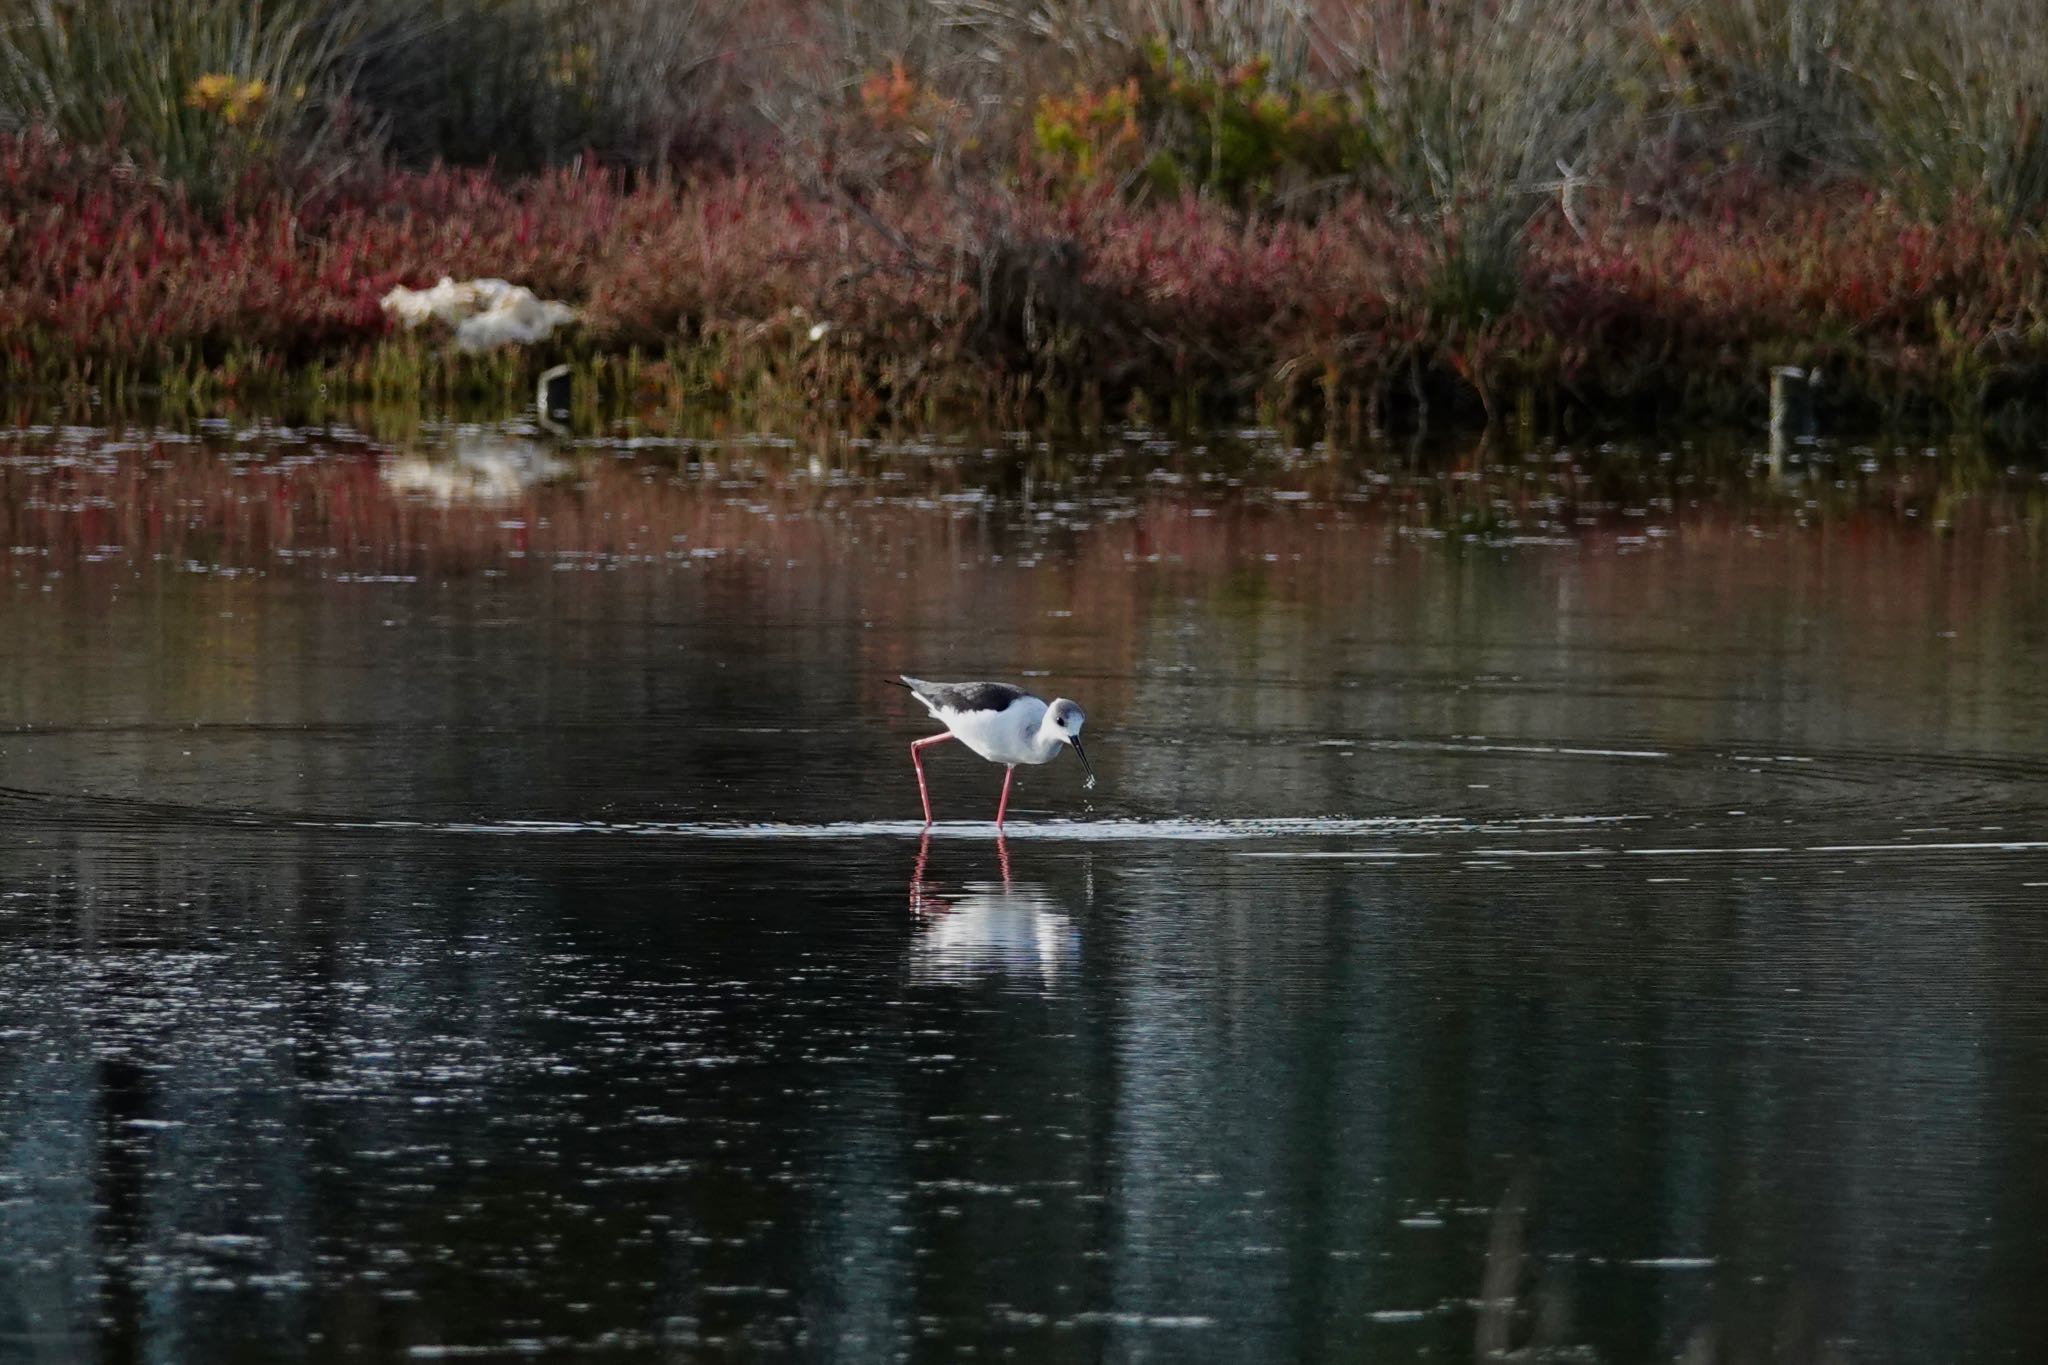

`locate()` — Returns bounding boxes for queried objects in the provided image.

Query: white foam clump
[380,276,578,352]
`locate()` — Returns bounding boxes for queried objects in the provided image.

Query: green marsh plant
[1334,0,1632,323]
[1643,0,1864,184]
[1845,0,2048,226]
[345,0,740,174]
[0,0,366,201]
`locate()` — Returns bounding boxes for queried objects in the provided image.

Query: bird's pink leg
[910,733,953,825]
[994,765,1016,829]
[995,830,1012,886]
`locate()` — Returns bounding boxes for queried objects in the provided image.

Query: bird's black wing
[897,676,1027,714]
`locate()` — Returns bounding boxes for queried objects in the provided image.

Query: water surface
[4,418,2048,1361]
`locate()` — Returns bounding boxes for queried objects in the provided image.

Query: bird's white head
[1042,698,1095,788]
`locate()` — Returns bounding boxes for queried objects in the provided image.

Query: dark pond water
[5,416,2048,1362]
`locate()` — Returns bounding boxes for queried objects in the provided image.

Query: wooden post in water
[536,363,572,435]
[1769,365,1819,473]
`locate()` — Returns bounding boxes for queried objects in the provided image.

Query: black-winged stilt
[891,676,1096,827]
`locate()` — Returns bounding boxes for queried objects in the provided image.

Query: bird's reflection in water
[908,835,1079,989]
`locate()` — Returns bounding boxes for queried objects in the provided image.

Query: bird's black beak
[1071,737,1096,787]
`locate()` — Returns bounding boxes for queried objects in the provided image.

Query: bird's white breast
[939,696,1047,765]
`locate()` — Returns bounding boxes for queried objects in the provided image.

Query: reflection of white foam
[911,883,1077,988]
[383,430,568,504]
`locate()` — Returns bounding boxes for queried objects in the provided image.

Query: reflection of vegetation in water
[1216,567,1274,617]
[3,419,2043,582]
[1466,1175,1852,1365]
